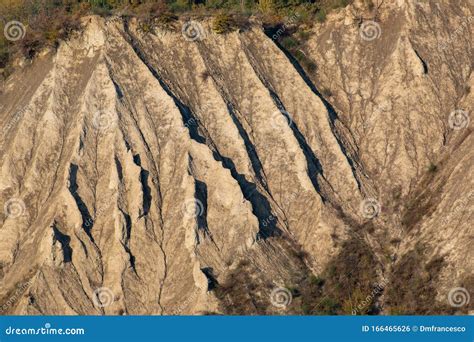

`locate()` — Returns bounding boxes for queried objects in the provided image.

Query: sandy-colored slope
[0,0,472,315]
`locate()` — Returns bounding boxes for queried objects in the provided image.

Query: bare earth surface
[0,0,472,315]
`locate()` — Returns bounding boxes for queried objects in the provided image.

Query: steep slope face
[301,0,473,313]
[0,0,472,315]
[305,0,473,196]
[0,17,351,315]
[388,129,473,314]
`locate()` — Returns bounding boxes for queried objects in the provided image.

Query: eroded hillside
[0,0,472,315]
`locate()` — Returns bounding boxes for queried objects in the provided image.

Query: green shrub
[205,0,227,10]
[168,0,191,12]
[137,21,155,34]
[384,247,450,314]
[0,0,355,74]
[293,49,317,73]
[211,13,236,34]
[318,297,340,314]
[156,11,178,24]
[281,36,299,49]
[309,275,324,286]
[152,12,178,30]
[428,163,438,173]
[306,236,378,315]
[330,0,352,9]
[0,37,9,69]
[297,30,311,42]
[315,9,326,23]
